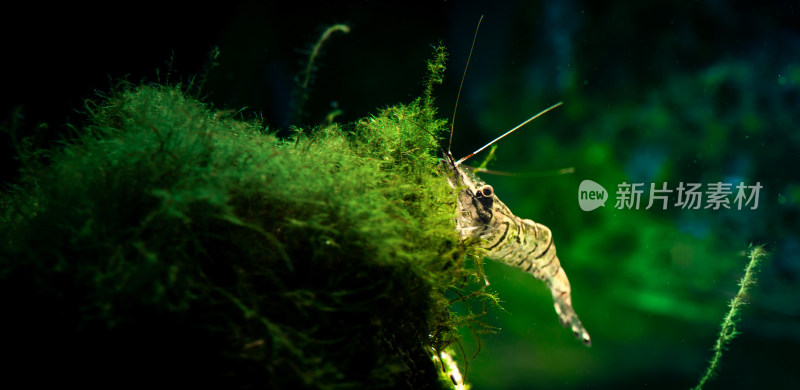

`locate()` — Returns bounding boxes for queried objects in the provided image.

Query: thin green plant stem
[293,24,350,124]
[692,245,767,390]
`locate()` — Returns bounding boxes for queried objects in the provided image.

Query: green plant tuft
[0,47,493,389]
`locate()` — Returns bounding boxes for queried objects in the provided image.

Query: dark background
[3,1,799,388]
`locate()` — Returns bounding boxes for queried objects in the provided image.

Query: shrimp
[440,143,591,346]
[439,15,591,346]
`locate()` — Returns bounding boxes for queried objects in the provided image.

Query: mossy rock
[1,69,485,388]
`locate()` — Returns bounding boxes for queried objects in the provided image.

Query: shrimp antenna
[448,15,484,153]
[455,101,563,165]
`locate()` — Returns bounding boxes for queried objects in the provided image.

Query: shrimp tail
[487,216,592,346]
[549,266,592,346]
[524,220,591,346]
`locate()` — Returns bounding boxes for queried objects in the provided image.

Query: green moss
[0,48,489,389]
[692,246,767,390]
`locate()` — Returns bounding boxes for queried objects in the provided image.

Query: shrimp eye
[474,185,494,210]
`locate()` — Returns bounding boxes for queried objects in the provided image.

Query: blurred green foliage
[437,3,799,389]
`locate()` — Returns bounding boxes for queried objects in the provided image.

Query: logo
[578,180,762,211]
[579,180,608,211]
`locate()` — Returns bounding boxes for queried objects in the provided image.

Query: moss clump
[1,53,486,388]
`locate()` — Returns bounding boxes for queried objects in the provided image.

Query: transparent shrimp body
[441,154,591,346]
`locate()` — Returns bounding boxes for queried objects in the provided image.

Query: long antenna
[448,15,484,152]
[455,101,563,165]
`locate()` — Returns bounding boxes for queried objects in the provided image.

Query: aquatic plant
[0,45,495,389]
[692,245,766,390]
[292,23,351,125]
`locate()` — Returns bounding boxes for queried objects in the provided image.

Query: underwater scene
[2,1,798,389]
